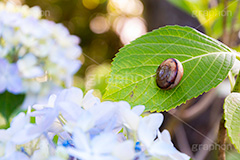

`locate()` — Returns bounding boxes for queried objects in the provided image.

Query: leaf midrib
[114,52,229,72]
[151,53,225,109]
[105,52,230,99]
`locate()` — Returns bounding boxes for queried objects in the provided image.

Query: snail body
[156,58,183,90]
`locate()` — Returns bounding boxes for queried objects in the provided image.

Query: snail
[156,58,183,90]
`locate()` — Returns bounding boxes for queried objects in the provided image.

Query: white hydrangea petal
[3,142,16,157]
[112,140,135,160]
[11,124,39,144]
[76,111,95,132]
[142,113,163,133]
[48,120,63,133]
[149,141,177,157]
[0,58,8,93]
[53,146,69,160]
[0,60,23,94]
[72,128,90,152]
[48,94,57,107]
[8,112,28,134]
[169,152,191,160]
[28,108,58,135]
[0,130,11,142]
[82,89,100,110]
[120,106,140,131]
[149,140,190,160]
[56,87,83,107]
[32,94,57,110]
[58,101,83,122]
[17,54,37,70]
[7,151,30,160]
[0,142,5,157]
[131,105,145,116]
[24,66,44,78]
[117,101,131,110]
[160,130,173,145]
[7,73,23,94]
[138,119,155,148]
[66,46,81,59]
[0,75,7,93]
[17,54,44,78]
[91,132,117,154]
[88,101,116,127]
[31,138,50,160]
[67,148,91,160]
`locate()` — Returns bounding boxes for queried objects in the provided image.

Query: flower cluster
[0,2,81,105]
[0,87,190,160]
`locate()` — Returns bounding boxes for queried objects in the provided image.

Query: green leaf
[0,91,25,122]
[224,93,240,152]
[226,150,240,160]
[168,0,221,36]
[167,0,193,14]
[167,0,209,16]
[103,25,235,111]
[212,1,240,39]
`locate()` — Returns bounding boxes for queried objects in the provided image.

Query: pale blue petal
[7,152,30,160]
[7,63,23,94]
[58,101,84,122]
[91,132,117,154]
[0,58,7,93]
[56,87,83,107]
[82,89,100,110]
[28,108,58,135]
[11,124,40,144]
[72,128,90,152]
[142,113,164,132]
[138,119,154,148]
[0,75,7,93]
[112,140,135,160]
[8,113,28,134]
[132,105,145,116]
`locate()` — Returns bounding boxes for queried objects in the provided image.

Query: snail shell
[156,58,183,90]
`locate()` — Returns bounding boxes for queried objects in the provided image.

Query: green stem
[235,54,240,61]
[228,73,235,91]
[232,70,240,92]
[58,114,67,125]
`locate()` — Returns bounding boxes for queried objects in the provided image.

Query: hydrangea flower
[0,87,190,160]
[0,58,23,94]
[0,2,81,107]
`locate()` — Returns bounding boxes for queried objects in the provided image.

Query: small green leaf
[0,91,25,122]
[103,25,235,111]
[53,135,59,145]
[224,93,240,152]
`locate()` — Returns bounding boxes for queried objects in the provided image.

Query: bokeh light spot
[114,17,147,45]
[108,0,144,16]
[90,15,110,34]
[82,0,100,10]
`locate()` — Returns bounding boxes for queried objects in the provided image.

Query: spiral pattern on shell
[156,58,183,90]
